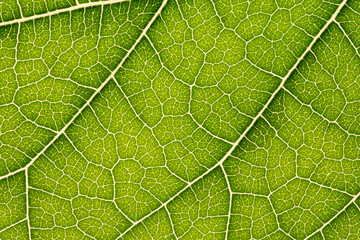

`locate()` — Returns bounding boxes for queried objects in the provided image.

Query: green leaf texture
[0,0,360,239]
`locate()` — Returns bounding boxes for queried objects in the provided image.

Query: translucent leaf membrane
[0,0,359,239]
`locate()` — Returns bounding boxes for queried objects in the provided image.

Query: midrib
[0,0,129,28]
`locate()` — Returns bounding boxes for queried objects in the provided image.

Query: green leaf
[0,0,359,239]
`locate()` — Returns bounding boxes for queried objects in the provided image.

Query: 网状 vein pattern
[117,0,352,238]
[1,0,360,239]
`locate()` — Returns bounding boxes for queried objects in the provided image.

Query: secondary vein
[117,0,349,236]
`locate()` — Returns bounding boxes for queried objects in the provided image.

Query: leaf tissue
[0,0,359,239]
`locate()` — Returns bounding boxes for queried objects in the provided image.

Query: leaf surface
[0,0,359,239]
